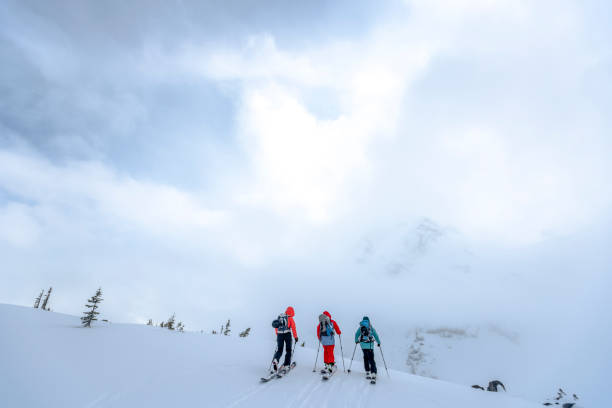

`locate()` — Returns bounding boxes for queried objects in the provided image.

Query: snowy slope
[0,304,543,408]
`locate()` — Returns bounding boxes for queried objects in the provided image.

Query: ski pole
[312,338,321,372]
[378,343,390,378]
[347,342,358,373]
[339,334,346,373]
[291,338,297,364]
[268,344,278,372]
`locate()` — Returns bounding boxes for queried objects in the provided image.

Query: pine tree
[177,322,184,332]
[239,328,251,337]
[166,313,176,330]
[33,289,44,309]
[41,287,52,311]
[146,319,153,326]
[220,325,223,335]
[223,319,231,336]
[160,321,166,328]
[81,287,103,328]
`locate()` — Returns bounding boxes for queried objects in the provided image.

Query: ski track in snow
[290,372,322,408]
[225,383,267,408]
[85,392,112,408]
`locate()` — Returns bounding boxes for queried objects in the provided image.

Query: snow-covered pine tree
[223,319,231,336]
[146,319,153,326]
[81,287,103,328]
[33,289,44,308]
[41,287,52,311]
[239,327,250,337]
[177,322,184,332]
[166,314,176,330]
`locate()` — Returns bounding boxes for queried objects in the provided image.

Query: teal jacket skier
[354,316,380,378]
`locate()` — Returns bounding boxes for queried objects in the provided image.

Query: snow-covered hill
[0,304,544,408]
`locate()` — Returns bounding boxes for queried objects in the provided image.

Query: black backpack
[272,313,289,333]
[359,324,373,343]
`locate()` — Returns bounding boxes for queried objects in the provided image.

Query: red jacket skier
[316,311,341,373]
[272,306,298,373]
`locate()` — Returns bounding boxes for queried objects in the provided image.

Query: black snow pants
[274,332,293,366]
[362,348,377,373]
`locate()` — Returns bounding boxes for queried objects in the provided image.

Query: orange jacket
[275,306,298,338]
[316,310,341,340]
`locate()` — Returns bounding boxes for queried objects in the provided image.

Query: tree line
[33,288,251,336]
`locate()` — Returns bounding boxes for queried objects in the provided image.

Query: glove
[295,337,298,342]
[377,343,381,347]
[355,341,359,344]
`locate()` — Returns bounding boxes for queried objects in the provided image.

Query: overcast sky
[1,0,611,356]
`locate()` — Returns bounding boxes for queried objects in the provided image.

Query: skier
[271,306,298,374]
[354,316,381,382]
[317,311,342,375]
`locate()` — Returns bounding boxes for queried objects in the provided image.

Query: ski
[275,361,297,378]
[261,361,296,382]
[260,372,276,383]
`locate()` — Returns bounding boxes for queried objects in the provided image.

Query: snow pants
[362,348,377,373]
[274,332,293,366]
[323,344,335,364]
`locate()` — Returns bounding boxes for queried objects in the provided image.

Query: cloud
[0,150,227,242]
[0,202,41,246]
[177,2,612,246]
[185,29,434,223]
[0,0,611,341]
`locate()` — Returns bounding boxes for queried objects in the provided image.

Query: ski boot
[365,371,371,379]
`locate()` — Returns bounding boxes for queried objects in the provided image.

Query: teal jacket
[354,317,380,350]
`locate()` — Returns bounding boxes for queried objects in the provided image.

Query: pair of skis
[320,365,376,384]
[260,361,297,383]
[320,365,337,380]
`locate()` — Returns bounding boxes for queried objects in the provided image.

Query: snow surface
[0,304,544,408]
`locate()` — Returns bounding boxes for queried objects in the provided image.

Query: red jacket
[275,306,298,338]
[316,311,341,340]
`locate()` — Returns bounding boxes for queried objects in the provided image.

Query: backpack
[359,322,374,343]
[272,313,289,333]
[319,314,334,337]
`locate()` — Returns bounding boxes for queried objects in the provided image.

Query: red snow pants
[323,345,335,364]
